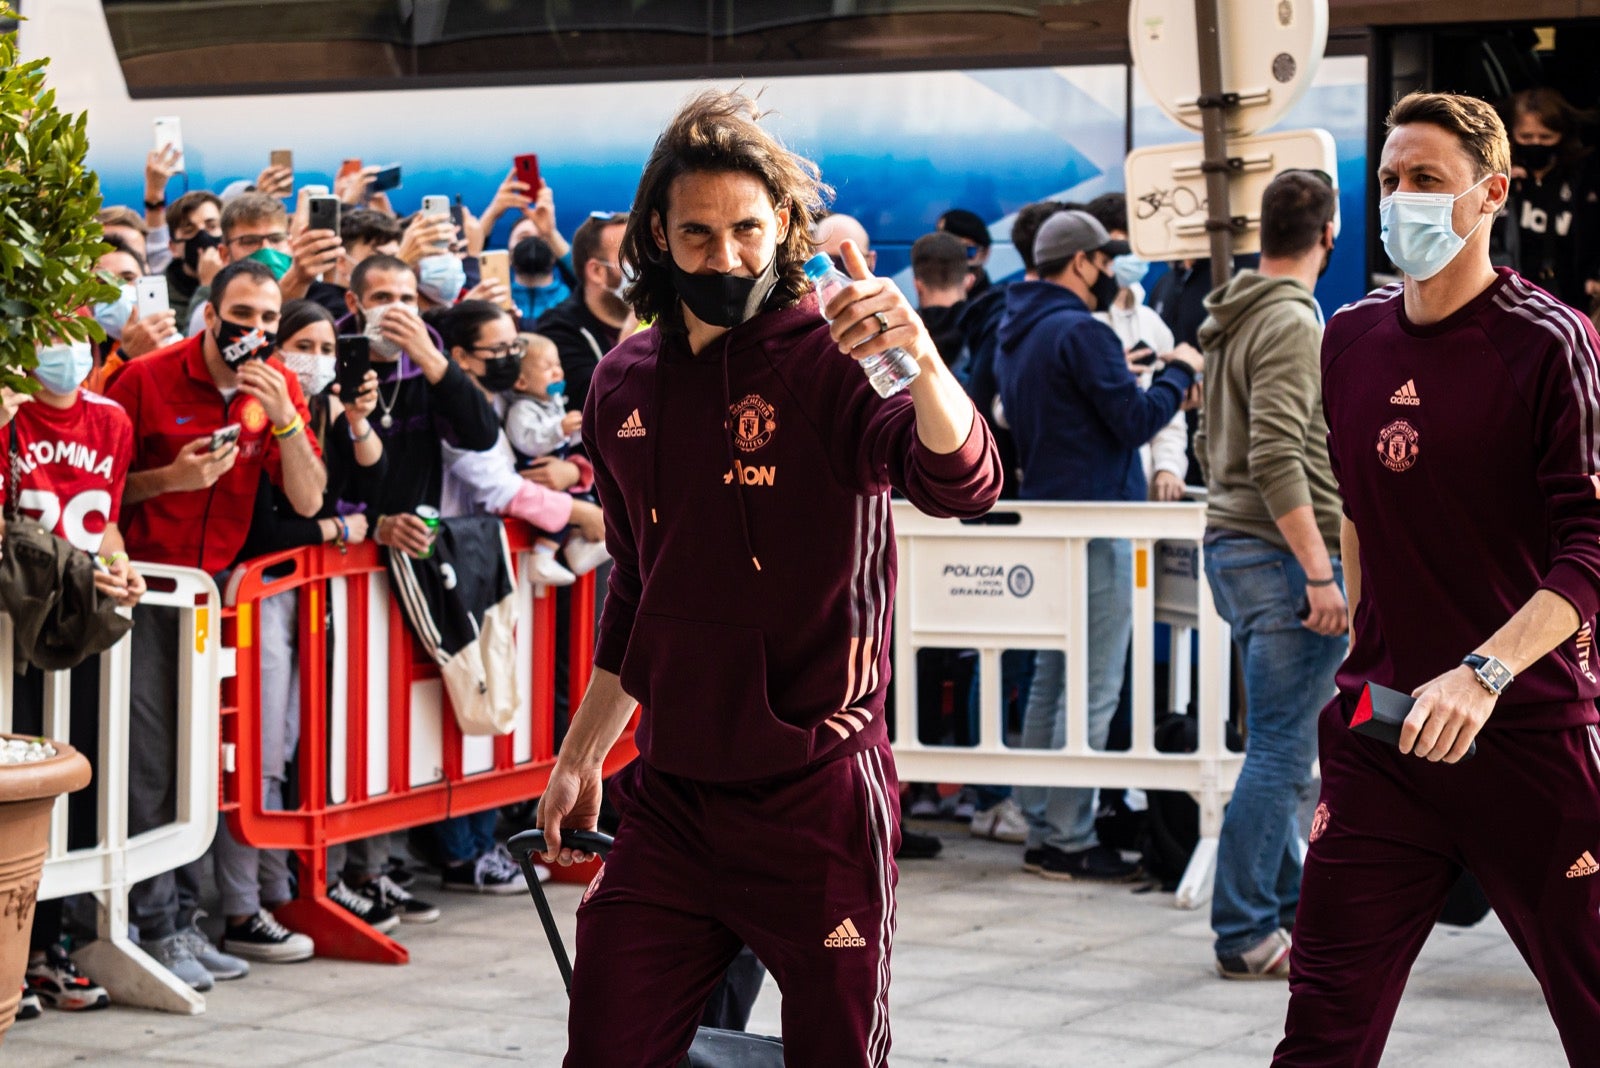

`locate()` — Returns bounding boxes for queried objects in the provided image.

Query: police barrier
[220,520,635,964]
[6,565,222,1015]
[890,501,1242,909]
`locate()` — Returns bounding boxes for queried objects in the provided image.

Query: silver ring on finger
[873,310,890,336]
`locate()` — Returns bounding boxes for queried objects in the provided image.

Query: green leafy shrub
[0,1,119,393]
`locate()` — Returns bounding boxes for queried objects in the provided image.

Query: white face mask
[1378,173,1498,281]
[363,302,407,360]
[282,351,336,396]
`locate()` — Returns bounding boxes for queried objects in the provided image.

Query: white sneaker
[562,535,611,576]
[528,550,576,587]
[969,798,1029,843]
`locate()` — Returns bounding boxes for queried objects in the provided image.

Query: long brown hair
[620,89,834,331]
[1506,87,1596,167]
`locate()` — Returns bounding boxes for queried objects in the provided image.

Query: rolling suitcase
[507,829,786,1067]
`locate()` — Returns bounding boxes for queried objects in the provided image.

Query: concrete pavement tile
[132,1024,367,1065]
[970,1030,1200,1067]
[1399,1035,1575,1067]
[986,959,1185,997]
[1387,992,1521,1036]
[0,1039,126,1067]
[300,1043,521,1066]
[1163,973,1293,1015]
[905,986,1109,1030]
[0,1002,217,1052]
[888,942,1036,981]
[270,997,511,1042]
[887,1017,1022,1061]
[399,1012,572,1057]
[938,920,1110,959]
[1066,999,1262,1047]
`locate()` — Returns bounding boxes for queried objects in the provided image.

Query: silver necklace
[376,371,402,429]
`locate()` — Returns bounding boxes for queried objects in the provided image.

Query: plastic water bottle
[804,253,921,398]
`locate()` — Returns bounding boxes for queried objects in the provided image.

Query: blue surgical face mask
[93,283,137,341]
[1378,173,1497,281]
[34,340,95,395]
[418,254,466,304]
[1111,254,1149,290]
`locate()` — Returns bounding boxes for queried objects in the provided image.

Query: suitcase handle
[507,828,614,862]
[506,829,615,994]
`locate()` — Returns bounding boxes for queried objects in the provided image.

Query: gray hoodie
[1195,271,1341,553]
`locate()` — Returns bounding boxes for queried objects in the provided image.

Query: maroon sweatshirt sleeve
[584,393,642,676]
[821,355,1002,517]
[1532,315,1600,623]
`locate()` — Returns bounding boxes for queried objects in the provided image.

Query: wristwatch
[1462,653,1513,696]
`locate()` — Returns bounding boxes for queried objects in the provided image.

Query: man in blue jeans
[1195,169,1347,978]
[996,210,1203,880]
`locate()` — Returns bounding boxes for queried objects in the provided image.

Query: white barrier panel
[2,564,222,1015]
[891,501,1241,909]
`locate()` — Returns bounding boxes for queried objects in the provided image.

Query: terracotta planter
[0,735,91,1044]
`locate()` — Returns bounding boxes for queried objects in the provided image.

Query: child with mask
[427,302,608,590]
[2,324,144,1017]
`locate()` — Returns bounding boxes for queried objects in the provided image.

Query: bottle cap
[802,253,834,281]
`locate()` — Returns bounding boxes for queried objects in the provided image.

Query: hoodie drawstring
[718,335,761,573]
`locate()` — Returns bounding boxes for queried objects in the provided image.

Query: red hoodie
[583,293,1003,783]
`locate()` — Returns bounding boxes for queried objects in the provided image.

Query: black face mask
[1513,142,1558,172]
[475,354,521,393]
[669,253,780,328]
[1087,260,1120,311]
[214,317,276,369]
[183,229,222,274]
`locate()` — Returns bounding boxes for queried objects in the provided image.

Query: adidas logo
[1390,379,1420,406]
[1567,850,1598,878]
[617,409,646,438]
[823,917,868,949]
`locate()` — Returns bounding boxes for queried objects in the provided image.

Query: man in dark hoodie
[910,231,973,369]
[1194,169,1346,980]
[534,211,629,413]
[536,89,1002,1067]
[995,210,1202,882]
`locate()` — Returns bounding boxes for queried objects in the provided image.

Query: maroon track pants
[1276,702,1600,1066]
[564,742,901,1067]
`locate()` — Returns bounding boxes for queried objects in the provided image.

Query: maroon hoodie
[583,292,1003,783]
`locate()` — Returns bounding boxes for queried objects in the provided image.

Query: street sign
[1129,0,1328,138]
[1124,128,1337,261]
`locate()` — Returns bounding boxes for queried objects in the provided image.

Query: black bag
[507,830,785,1067]
[1141,712,1242,891]
[0,424,131,673]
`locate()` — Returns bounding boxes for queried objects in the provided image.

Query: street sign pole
[1193,0,1235,288]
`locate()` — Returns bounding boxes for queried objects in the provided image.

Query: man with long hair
[537,89,1002,1065]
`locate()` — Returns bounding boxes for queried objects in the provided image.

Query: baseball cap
[1033,210,1131,265]
[937,208,992,249]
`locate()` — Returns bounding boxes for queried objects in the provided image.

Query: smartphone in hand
[136,275,170,317]
[479,250,513,309]
[514,153,541,193]
[368,164,402,193]
[153,116,185,172]
[336,335,371,401]
[209,423,242,453]
[308,195,340,234]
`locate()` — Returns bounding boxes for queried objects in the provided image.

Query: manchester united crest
[1376,419,1419,473]
[239,398,269,434]
[729,393,777,453]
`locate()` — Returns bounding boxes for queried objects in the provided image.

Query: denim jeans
[1017,538,1133,853]
[1203,532,1347,958]
[432,811,498,865]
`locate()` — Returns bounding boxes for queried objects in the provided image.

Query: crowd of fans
[5,81,1598,1017]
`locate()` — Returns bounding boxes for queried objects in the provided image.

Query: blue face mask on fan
[1110,254,1149,290]
[418,254,467,304]
[93,283,137,341]
[1378,173,1497,281]
[34,340,94,395]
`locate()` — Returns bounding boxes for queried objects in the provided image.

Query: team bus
[13,0,1600,313]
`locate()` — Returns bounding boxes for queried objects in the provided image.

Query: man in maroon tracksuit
[1277,92,1600,1065]
[536,90,1002,1066]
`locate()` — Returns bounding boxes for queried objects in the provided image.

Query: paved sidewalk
[7,824,1562,1066]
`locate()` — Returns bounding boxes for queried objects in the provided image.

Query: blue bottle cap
[802,253,834,281]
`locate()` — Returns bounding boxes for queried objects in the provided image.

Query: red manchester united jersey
[1,390,134,554]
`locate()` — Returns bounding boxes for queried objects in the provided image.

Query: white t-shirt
[1095,288,1189,486]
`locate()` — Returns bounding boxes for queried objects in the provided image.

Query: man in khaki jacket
[1195,169,1346,979]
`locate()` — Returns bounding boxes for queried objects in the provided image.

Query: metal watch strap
[1462,653,1513,695]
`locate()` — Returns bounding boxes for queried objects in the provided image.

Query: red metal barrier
[219,520,636,964]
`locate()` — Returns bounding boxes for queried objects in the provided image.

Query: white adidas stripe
[856,747,896,1066]
[1499,276,1600,473]
[1334,282,1403,318]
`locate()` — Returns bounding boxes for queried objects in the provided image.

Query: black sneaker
[440,844,527,895]
[222,910,315,963]
[16,985,41,1020]
[384,856,416,889]
[360,873,440,923]
[895,828,943,860]
[1022,847,1046,873]
[1033,843,1141,882]
[328,878,400,932]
